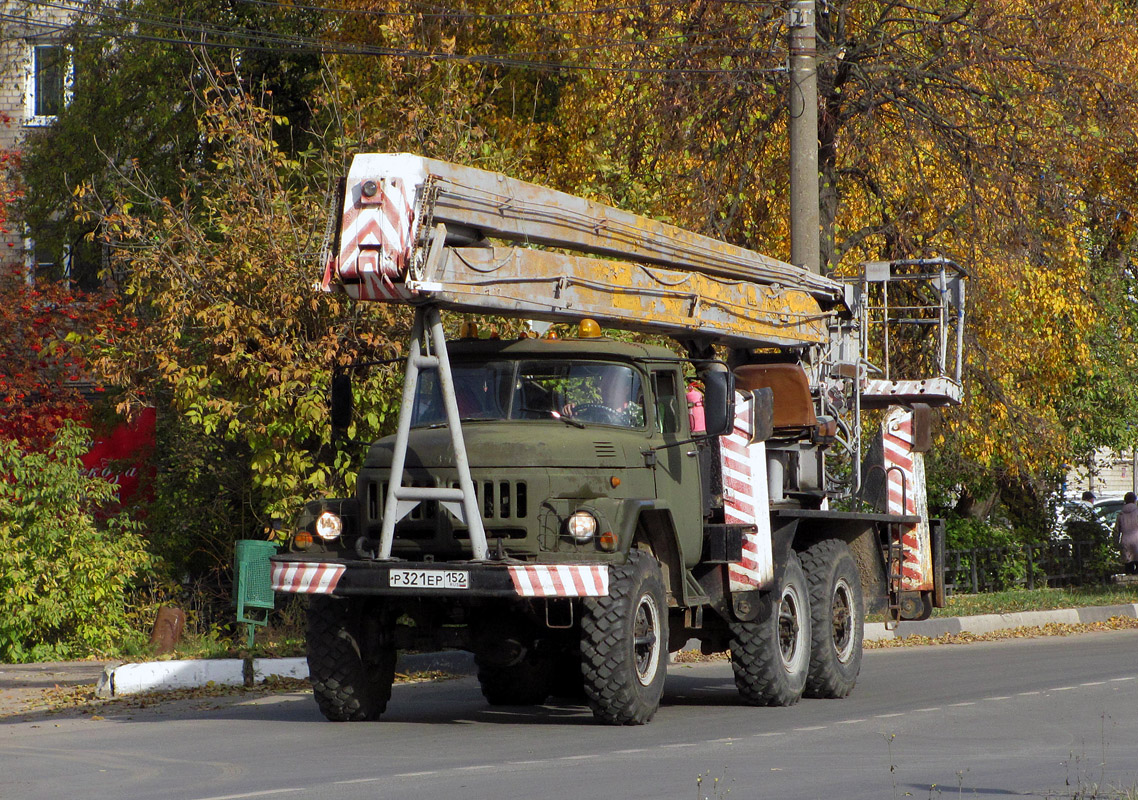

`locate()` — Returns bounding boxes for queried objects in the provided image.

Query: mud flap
[931,517,947,608]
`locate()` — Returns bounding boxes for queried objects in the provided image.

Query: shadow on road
[2,663,750,728]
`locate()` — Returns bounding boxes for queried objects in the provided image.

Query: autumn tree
[88,63,406,536]
[0,263,118,450]
[0,115,17,242]
[803,3,1138,519]
[477,1,1138,522]
[17,0,326,285]
[1,119,118,449]
[37,1,1138,553]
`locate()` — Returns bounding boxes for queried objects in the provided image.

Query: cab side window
[653,371,681,434]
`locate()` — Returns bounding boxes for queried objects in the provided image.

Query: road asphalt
[2,601,1135,719]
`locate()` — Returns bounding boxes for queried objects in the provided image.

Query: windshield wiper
[551,410,586,429]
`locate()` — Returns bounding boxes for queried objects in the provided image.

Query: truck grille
[480,480,528,520]
[365,478,529,524]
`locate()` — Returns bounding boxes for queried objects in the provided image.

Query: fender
[621,501,695,607]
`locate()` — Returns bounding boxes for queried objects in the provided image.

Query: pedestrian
[1114,492,1138,575]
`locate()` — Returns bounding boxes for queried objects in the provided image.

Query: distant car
[1092,496,1126,528]
[1054,495,1125,540]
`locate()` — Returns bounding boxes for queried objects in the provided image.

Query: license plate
[389,569,469,590]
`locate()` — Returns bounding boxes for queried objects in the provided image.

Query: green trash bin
[234,539,278,646]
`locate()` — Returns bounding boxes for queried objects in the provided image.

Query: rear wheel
[730,551,811,706]
[800,539,864,698]
[306,596,396,722]
[580,550,668,725]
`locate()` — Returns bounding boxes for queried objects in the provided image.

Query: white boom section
[328,153,848,349]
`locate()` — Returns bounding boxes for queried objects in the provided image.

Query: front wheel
[306,596,396,722]
[580,550,668,725]
[730,551,811,706]
[800,539,864,698]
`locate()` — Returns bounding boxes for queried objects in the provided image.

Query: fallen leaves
[2,670,463,720]
[864,615,1138,649]
[670,615,1138,661]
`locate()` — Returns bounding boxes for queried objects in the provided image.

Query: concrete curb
[863,602,1138,642]
[95,651,476,698]
[94,603,1138,697]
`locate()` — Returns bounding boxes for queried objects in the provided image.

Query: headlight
[315,511,343,541]
[567,510,598,541]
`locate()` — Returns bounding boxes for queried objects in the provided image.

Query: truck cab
[355,335,705,570]
[275,328,740,724]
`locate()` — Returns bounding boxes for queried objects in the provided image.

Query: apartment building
[1065,448,1138,501]
[1,0,77,278]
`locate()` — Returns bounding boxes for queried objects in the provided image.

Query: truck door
[651,369,703,549]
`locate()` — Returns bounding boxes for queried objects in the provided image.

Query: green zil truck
[269,154,961,725]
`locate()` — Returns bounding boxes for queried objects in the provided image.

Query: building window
[26,44,69,125]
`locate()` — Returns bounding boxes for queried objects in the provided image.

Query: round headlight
[315,511,343,541]
[567,510,598,541]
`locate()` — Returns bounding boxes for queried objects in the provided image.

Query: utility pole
[788,0,821,275]
[1132,447,1137,495]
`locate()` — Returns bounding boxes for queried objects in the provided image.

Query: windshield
[411,360,646,429]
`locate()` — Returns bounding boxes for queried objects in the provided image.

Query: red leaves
[0,270,126,449]
[0,144,20,237]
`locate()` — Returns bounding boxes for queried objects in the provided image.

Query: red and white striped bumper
[269,558,610,598]
[508,565,609,597]
[271,561,347,594]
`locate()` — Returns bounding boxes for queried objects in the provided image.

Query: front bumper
[270,555,610,599]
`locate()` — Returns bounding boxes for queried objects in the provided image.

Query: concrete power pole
[788,0,821,275]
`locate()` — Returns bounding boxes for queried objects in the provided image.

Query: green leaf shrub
[0,422,152,662]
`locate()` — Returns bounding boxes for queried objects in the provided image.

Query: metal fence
[945,540,1121,594]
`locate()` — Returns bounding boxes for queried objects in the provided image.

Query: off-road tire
[800,539,864,699]
[580,550,668,725]
[306,595,396,722]
[475,652,552,706]
[730,551,811,706]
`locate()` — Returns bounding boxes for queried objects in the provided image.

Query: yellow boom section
[329,153,847,349]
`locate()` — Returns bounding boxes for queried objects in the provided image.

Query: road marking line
[193,791,306,800]
[1080,681,1105,686]
[1110,677,1136,682]
[507,760,546,766]
[836,719,865,724]
[389,772,437,778]
[914,707,941,713]
[613,748,649,754]
[335,778,384,785]
[558,755,593,760]
[986,696,1012,701]
[1051,687,1077,691]
[950,702,975,707]
[876,713,904,718]
[661,743,699,749]
[457,765,498,771]
[1017,691,1041,696]
[794,726,827,731]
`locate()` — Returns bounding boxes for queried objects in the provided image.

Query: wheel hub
[832,577,854,661]
[778,588,802,666]
[633,592,661,686]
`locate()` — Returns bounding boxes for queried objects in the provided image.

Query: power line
[14,0,788,77]
[232,0,781,24]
